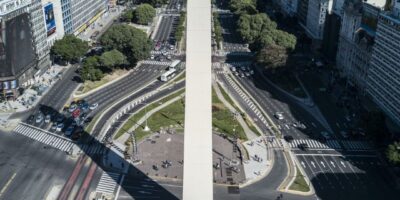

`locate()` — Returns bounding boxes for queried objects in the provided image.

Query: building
[302,0,334,40]
[367,0,400,124]
[273,0,299,17]
[60,0,108,35]
[0,0,51,98]
[42,0,65,46]
[336,0,385,92]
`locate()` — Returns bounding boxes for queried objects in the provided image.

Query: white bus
[160,69,176,82]
[169,60,181,71]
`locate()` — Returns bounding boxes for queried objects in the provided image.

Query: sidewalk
[1,65,66,114]
[115,95,184,144]
[213,81,258,140]
[241,136,273,186]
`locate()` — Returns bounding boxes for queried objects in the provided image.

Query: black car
[298,143,309,151]
[27,115,35,124]
[284,135,294,143]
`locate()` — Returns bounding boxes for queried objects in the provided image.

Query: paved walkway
[212,81,258,140]
[0,65,66,119]
[115,94,184,144]
[242,137,272,184]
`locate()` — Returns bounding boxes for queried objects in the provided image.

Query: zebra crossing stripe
[96,172,120,195]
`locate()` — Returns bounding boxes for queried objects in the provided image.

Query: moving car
[69,104,77,112]
[35,114,44,124]
[275,112,284,120]
[89,103,99,110]
[45,114,51,123]
[51,123,58,131]
[65,126,74,137]
[56,123,64,132]
[298,143,309,151]
[27,115,35,124]
[284,135,294,143]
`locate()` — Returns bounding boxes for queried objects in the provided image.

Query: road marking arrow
[320,161,326,168]
[311,161,316,168]
[301,161,306,169]
[340,161,346,168]
[330,161,335,168]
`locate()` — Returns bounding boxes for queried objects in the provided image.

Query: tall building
[42,0,65,46]
[60,0,108,35]
[367,0,400,124]
[0,0,51,98]
[336,0,385,92]
[273,0,299,17]
[302,0,334,40]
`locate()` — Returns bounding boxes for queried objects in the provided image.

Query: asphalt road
[154,15,178,43]
[0,130,76,200]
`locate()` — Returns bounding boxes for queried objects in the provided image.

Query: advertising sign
[11,80,17,89]
[44,3,56,36]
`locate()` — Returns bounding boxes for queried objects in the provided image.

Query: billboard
[44,3,56,36]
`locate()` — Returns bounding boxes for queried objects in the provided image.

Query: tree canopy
[237,13,276,44]
[175,12,186,43]
[51,35,89,63]
[137,0,168,7]
[229,0,258,15]
[256,44,289,69]
[121,9,134,22]
[99,49,128,69]
[100,24,152,65]
[80,56,104,81]
[133,4,156,25]
[386,142,400,165]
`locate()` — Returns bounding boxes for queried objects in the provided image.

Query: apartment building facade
[367,1,400,124]
[0,0,51,97]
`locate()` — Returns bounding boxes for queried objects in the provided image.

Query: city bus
[160,69,176,82]
[169,60,181,71]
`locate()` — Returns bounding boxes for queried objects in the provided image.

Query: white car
[56,123,64,132]
[231,67,236,72]
[45,114,51,123]
[69,104,77,112]
[35,114,44,124]
[89,103,99,110]
[275,112,284,120]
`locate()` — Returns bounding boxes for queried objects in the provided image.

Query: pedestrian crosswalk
[14,123,107,155]
[80,144,107,155]
[14,123,75,152]
[288,139,375,151]
[341,140,372,151]
[223,73,270,129]
[96,172,121,196]
[266,138,283,148]
[289,139,341,150]
[141,60,172,66]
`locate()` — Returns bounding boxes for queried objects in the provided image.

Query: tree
[386,142,400,165]
[99,49,128,69]
[121,10,134,22]
[138,0,168,7]
[237,13,276,44]
[80,56,103,81]
[100,24,152,65]
[229,0,258,15]
[133,4,156,25]
[256,44,289,69]
[51,35,89,63]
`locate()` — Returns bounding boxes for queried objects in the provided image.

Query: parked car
[89,103,99,110]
